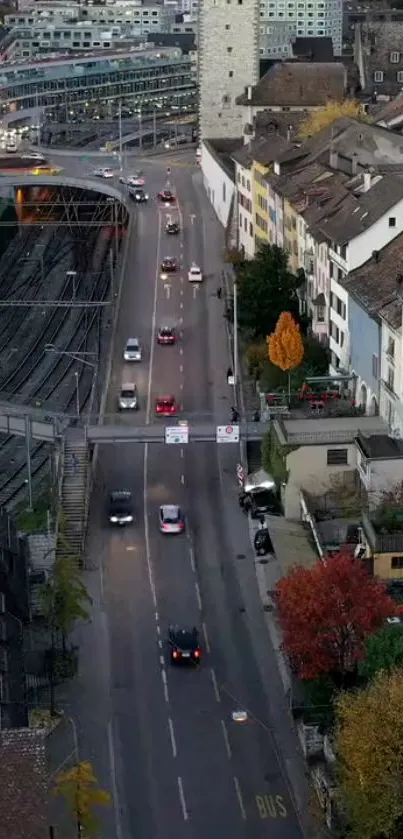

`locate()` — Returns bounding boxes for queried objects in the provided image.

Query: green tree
[336,670,403,839]
[55,760,111,838]
[359,626,403,684]
[40,554,92,652]
[235,244,303,340]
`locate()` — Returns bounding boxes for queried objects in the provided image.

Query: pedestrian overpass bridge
[0,399,270,445]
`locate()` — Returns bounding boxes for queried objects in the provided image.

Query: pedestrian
[217,286,222,299]
[253,410,260,422]
[227,367,233,380]
[72,453,80,472]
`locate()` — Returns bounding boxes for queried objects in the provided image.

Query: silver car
[159,505,185,534]
[124,338,142,362]
[118,384,138,410]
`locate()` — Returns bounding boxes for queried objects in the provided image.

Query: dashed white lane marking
[160,655,165,665]
[180,447,184,458]
[179,346,183,355]
[202,621,210,652]
[177,777,189,821]
[155,612,159,621]
[221,719,232,759]
[158,639,163,648]
[195,582,202,610]
[181,474,185,485]
[180,301,183,309]
[180,275,184,284]
[179,317,183,325]
[180,288,184,296]
[210,668,220,703]
[180,382,183,390]
[168,718,177,758]
[233,776,247,820]
[161,669,167,686]
[189,546,195,572]
[180,242,184,250]
[180,364,183,373]
[156,625,161,635]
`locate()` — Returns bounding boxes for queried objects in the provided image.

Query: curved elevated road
[70,160,310,839]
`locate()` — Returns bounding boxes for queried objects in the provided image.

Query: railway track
[0,226,116,509]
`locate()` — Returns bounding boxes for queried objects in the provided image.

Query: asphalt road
[68,160,307,839]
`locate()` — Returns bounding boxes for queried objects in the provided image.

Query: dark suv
[168,625,202,664]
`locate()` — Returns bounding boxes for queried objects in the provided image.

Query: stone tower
[198,0,260,140]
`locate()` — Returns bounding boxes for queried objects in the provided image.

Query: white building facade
[198,0,260,139]
[234,161,255,257]
[201,142,235,227]
[258,0,343,59]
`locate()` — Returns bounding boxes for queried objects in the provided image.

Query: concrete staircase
[59,428,90,564]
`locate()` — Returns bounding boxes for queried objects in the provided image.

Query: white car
[188,263,203,283]
[159,505,185,534]
[21,152,45,162]
[92,167,114,179]
[118,383,138,411]
[124,337,142,362]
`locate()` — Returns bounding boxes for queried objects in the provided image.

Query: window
[389,216,396,227]
[225,23,230,28]
[387,337,395,359]
[387,367,395,392]
[249,221,253,237]
[227,46,233,52]
[374,70,384,82]
[317,304,325,323]
[229,70,233,77]
[391,556,403,570]
[372,354,378,379]
[327,449,348,465]
[390,50,400,63]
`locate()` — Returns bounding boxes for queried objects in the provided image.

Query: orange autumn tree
[267,311,304,398]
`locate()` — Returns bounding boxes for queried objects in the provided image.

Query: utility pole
[233,277,239,386]
[153,108,157,148]
[118,100,123,173]
[24,414,33,511]
[139,106,142,151]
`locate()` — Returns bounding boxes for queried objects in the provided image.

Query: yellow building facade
[251,159,270,253]
[282,198,300,273]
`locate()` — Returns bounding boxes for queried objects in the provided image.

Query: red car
[155,395,178,416]
[157,327,176,345]
[158,189,175,203]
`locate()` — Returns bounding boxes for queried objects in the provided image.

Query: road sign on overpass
[85,422,270,444]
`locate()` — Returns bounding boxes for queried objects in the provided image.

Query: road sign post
[216,425,239,443]
[165,425,189,444]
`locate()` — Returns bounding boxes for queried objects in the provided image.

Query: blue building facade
[349,295,380,413]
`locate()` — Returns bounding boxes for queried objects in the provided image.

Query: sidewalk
[192,172,313,833]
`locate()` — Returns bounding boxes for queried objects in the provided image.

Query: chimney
[351,152,358,175]
[363,171,371,192]
[329,148,338,169]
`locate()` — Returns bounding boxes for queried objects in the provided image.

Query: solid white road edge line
[168,718,178,758]
[233,776,247,820]
[107,720,124,839]
[221,719,232,759]
[210,667,220,702]
[177,777,189,821]
[195,581,202,610]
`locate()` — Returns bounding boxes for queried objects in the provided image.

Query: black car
[168,625,202,664]
[108,490,134,525]
[160,257,178,273]
[166,221,180,235]
[129,187,148,203]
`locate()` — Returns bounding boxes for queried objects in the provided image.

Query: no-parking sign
[216,425,239,443]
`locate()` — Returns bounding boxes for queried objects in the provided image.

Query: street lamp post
[44,346,98,419]
[233,277,239,386]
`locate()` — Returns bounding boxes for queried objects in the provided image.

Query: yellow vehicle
[30,165,62,175]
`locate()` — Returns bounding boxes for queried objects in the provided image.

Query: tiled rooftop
[236,61,346,107]
[343,232,403,328]
[0,728,49,839]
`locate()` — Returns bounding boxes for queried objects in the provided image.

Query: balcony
[362,510,403,554]
[329,247,347,273]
